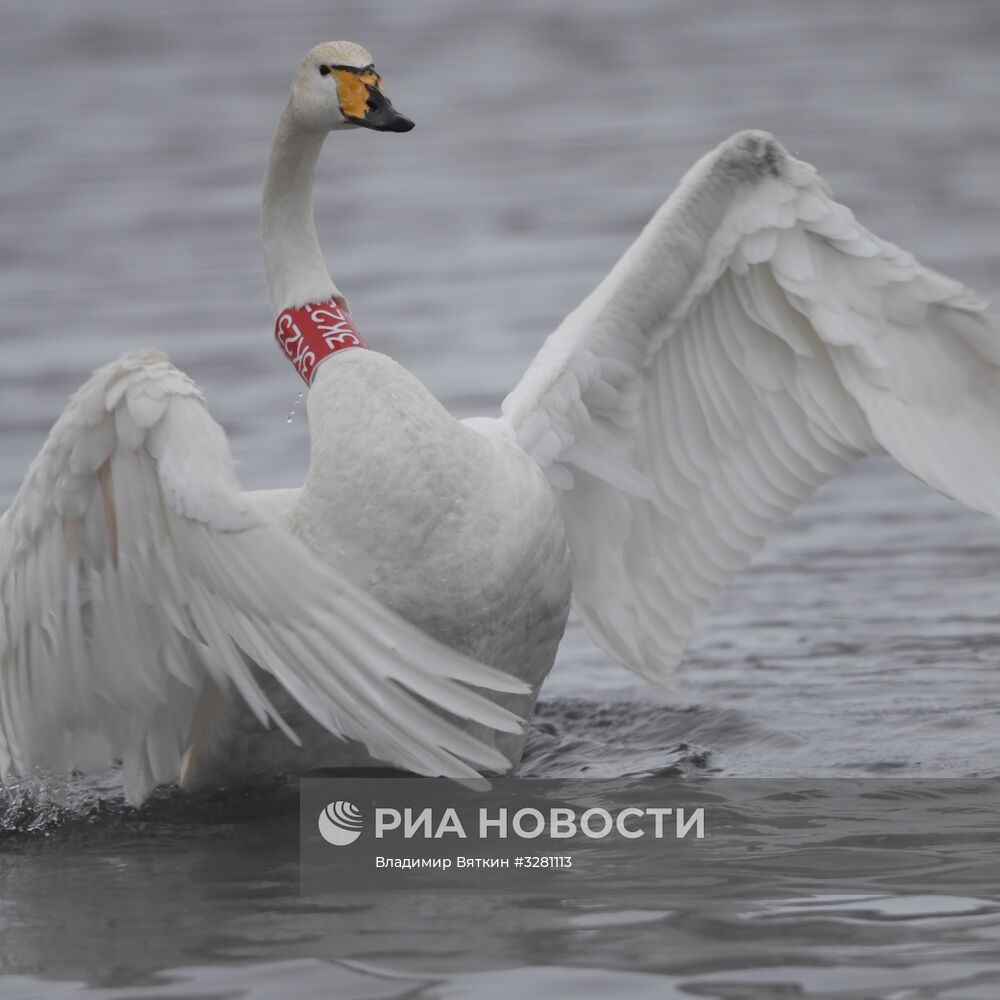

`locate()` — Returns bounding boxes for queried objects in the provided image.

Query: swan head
[290,41,414,134]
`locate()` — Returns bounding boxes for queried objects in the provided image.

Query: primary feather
[501,130,998,682]
[0,351,527,803]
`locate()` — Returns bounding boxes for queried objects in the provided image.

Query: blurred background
[2,2,1000,998]
[2,0,999,501]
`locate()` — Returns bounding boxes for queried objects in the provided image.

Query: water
[286,391,304,425]
[2,0,1000,996]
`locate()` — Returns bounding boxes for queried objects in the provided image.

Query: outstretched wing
[500,130,999,682]
[0,350,527,802]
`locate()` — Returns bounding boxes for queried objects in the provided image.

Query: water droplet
[286,391,304,424]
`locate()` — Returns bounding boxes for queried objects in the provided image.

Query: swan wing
[0,350,527,802]
[500,130,998,682]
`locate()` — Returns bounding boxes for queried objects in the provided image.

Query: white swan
[2,40,998,803]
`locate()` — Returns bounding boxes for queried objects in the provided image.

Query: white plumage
[2,42,998,803]
[500,131,997,682]
[0,351,528,802]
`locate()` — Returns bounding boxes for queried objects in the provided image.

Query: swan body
[180,351,571,788]
[3,41,999,803]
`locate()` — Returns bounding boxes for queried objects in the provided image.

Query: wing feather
[1,350,528,801]
[501,130,997,682]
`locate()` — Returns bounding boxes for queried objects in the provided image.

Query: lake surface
[2,1,1000,997]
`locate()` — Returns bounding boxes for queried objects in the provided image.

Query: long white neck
[262,101,343,313]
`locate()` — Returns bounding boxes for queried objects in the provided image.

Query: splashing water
[0,770,129,837]
[286,390,304,424]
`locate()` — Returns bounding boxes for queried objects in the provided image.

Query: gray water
[2,1,1000,997]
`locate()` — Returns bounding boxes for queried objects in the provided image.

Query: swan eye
[319,65,331,77]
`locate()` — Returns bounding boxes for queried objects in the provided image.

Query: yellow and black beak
[330,65,414,133]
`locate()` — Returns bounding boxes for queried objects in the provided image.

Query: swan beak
[354,86,414,133]
[336,68,414,133]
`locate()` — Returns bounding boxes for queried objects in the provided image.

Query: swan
[2,40,999,804]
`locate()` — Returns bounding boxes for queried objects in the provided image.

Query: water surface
[2,1,1000,997]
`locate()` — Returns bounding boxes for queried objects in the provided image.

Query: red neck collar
[275,297,367,384]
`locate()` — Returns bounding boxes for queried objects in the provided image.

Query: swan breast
[289,350,572,666]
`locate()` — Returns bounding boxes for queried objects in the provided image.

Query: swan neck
[262,101,341,313]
